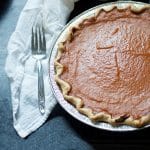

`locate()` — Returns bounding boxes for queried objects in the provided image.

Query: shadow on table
[0,0,12,20]
[69,116,150,149]
[49,104,150,149]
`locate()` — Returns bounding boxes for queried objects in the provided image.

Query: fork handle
[37,60,45,115]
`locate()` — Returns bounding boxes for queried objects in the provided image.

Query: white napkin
[5,0,78,138]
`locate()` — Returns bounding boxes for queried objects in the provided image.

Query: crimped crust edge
[55,2,150,127]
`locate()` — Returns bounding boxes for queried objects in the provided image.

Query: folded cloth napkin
[5,0,78,138]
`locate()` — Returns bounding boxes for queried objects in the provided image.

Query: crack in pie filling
[55,3,150,127]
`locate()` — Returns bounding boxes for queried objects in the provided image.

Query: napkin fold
[5,0,78,138]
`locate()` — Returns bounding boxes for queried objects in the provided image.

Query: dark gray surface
[0,0,150,150]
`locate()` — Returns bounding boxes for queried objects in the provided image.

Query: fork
[31,26,46,115]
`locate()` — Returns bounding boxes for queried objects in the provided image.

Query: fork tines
[31,26,46,55]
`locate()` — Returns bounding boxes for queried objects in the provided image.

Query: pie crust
[55,2,150,127]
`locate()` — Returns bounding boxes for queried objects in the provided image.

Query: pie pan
[49,1,150,131]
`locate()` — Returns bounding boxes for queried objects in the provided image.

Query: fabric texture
[5,0,77,138]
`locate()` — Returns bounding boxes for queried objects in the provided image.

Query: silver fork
[31,26,46,115]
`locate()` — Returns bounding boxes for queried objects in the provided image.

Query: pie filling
[59,8,150,120]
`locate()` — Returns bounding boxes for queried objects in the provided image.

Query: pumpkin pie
[55,3,150,127]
